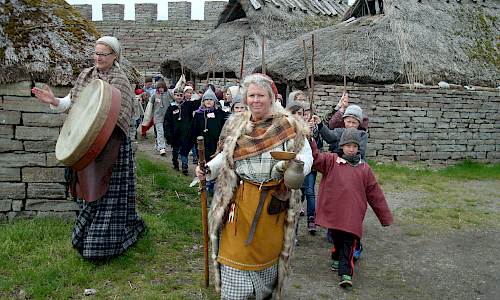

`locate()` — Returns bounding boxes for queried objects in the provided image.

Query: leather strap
[245,187,270,246]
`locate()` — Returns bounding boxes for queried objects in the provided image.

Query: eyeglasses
[94,52,114,57]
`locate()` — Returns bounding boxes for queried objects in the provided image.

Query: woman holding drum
[32,36,145,260]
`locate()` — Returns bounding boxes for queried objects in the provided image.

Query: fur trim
[208,109,309,298]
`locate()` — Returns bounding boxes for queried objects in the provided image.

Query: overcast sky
[65,0,217,21]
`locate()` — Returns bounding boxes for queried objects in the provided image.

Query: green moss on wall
[457,7,499,68]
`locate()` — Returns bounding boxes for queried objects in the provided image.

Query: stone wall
[0,82,78,221]
[73,2,227,75]
[312,83,499,163]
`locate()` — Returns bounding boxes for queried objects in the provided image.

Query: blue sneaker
[353,243,363,261]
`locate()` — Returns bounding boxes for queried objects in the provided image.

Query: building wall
[312,83,499,163]
[73,2,227,75]
[0,81,78,221]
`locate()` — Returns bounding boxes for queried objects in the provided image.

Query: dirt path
[287,192,500,299]
[135,136,500,299]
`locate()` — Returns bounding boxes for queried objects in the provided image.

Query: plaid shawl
[71,66,134,135]
[232,114,296,161]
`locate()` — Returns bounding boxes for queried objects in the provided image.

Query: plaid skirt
[71,137,145,259]
[220,264,277,300]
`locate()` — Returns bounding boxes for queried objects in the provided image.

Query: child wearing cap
[315,104,368,159]
[310,128,393,288]
[191,88,228,192]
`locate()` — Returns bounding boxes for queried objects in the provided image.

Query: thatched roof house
[264,0,500,87]
[0,0,141,86]
[162,0,349,80]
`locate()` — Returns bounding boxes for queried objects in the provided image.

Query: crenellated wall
[72,2,227,75]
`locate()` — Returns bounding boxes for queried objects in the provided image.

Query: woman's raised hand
[31,85,58,106]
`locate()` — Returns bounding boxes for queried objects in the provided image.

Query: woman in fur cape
[196,74,312,300]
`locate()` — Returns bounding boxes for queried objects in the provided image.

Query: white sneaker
[160,149,166,156]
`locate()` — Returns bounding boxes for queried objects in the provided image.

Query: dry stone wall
[312,83,500,163]
[0,82,78,221]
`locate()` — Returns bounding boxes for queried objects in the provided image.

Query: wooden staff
[261,35,266,75]
[223,69,226,86]
[240,36,246,80]
[197,136,210,287]
[342,41,348,93]
[310,34,316,115]
[180,50,185,76]
[302,39,310,91]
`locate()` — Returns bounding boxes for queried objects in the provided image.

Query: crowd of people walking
[33,35,393,300]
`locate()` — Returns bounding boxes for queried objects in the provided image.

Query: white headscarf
[96,36,122,67]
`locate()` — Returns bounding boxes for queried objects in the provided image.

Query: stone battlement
[73,1,227,22]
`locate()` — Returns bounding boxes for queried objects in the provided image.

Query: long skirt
[71,137,145,259]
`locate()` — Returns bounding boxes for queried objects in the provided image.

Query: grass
[0,156,498,298]
[370,160,500,231]
[0,153,218,300]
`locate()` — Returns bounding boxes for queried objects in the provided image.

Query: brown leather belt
[245,185,272,246]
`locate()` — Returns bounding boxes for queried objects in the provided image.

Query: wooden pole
[197,136,210,288]
[302,39,310,91]
[261,36,266,75]
[240,36,246,81]
[223,69,226,86]
[310,34,315,115]
[343,41,348,93]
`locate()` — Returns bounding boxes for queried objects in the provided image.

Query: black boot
[173,162,179,171]
[182,165,188,176]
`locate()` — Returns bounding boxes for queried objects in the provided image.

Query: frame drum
[56,79,121,170]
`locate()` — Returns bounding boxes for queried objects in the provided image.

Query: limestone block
[0,81,32,96]
[0,111,21,125]
[12,200,23,211]
[426,111,443,118]
[0,200,12,211]
[442,111,460,118]
[0,153,46,167]
[22,167,65,183]
[2,96,53,113]
[384,144,407,151]
[436,144,466,152]
[23,140,56,153]
[22,113,66,127]
[474,145,496,152]
[15,126,59,141]
[414,145,437,152]
[46,153,64,167]
[26,200,78,211]
[0,125,14,138]
[420,152,451,160]
[0,138,23,152]
[0,182,25,199]
[0,167,21,181]
[412,117,436,123]
[27,183,67,199]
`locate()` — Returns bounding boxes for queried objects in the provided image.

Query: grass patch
[0,153,217,299]
[369,160,500,230]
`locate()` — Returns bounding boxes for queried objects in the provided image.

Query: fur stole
[208,108,309,299]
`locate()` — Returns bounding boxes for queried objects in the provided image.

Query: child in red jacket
[311,128,393,288]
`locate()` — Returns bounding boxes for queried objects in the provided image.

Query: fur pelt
[208,108,309,299]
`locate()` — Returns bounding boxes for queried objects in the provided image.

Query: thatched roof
[163,0,349,78]
[0,0,141,86]
[263,0,500,87]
